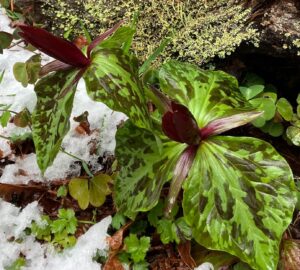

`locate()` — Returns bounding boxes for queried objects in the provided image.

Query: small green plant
[286,93,300,146]
[13,54,41,87]
[118,234,150,270]
[68,174,112,210]
[4,257,26,270]
[31,208,78,250]
[56,185,68,198]
[239,73,300,145]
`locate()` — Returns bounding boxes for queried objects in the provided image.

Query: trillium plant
[16,23,296,270]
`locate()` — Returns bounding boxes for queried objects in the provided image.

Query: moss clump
[42,0,259,66]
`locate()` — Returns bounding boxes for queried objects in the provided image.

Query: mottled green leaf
[114,120,185,219]
[69,178,89,210]
[32,69,79,173]
[84,48,151,130]
[286,126,300,146]
[89,174,111,207]
[97,26,135,53]
[159,61,255,128]
[276,98,293,121]
[183,136,296,270]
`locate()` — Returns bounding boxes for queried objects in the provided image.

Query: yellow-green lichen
[42,0,259,66]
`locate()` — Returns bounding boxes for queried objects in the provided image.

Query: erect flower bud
[18,24,90,68]
[162,102,201,145]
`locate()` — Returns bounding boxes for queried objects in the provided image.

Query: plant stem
[78,220,96,225]
[0,109,19,115]
[60,147,94,178]
[0,134,10,140]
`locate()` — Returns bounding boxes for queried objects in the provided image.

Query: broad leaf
[89,174,111,207]
[114,120,185,219]
[0,31,13,53]
[286,126,300,146]
[84,48,151,130]
[159,61,255,128]
[32,69,79,173]
[183,136,296,270]
[69,178,89,210]
[239,85,264,100]
[276,98,293,121]
[95,26,135,53]
[13,62,28,87]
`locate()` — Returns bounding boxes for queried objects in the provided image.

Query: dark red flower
[162,102,201,145]
[17,21,124,69]
[18,24,90,68]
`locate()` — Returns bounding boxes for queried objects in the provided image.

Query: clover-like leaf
[276,97,293,121]
[69,178,89,210]
[286,126,300,146]
[114,120,185,219]
[239,85,264,100]
[32,69,79,173]
[159,61,255,128]
[89,174,112,207]
[13,62,28,87]
[183,136,296,270]
[84,48,151,130]
[13,55,41,87]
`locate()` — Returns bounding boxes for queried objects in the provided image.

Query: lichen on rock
[42,0,259,66]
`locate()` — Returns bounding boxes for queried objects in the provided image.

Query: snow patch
[0,199,111,269]
[194,262,214,270]
[0,10,126,184]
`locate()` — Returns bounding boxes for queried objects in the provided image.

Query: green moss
[42,0,259,66]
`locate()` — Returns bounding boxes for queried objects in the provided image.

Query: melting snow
[0,199,111,269]
[0,8,115,270]
[0,8,126,183]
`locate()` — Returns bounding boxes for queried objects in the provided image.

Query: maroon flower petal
[171,103,201,145]
[18,24,90,68]
[165,144,198,216]
[162,111,182,143]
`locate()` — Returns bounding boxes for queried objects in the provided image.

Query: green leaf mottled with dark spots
[114,120,185,219]
[183,136,296,270]
[32,69,79,173]
[159,61,254,128]
[84,48,151,130]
